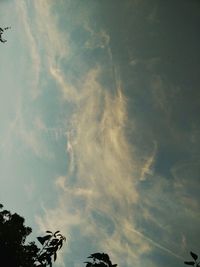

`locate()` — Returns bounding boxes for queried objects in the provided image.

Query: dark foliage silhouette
[1,203,199,267]
[84,252,117,267]
[0,26,11,43]
[36,230,66,267]
[184,252,200,267]
[0,203,65,267]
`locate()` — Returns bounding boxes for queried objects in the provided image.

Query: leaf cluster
[0,204,65,267]
[1,203,200,267]
[184,252,200,267]
[84,252,117,267]
[36,230,66,267]
[0,204,39,267]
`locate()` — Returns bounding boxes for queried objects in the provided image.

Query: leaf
[46,255,52,265]
[46,246,56,253]
[50,238,59,246]
[46,230,53,234]
[43,234,52,241]
[184,261,195,266]
[37,236,46,245]
[58,239,63,250]
[54,230,60,237]
[37,235,52,245]
[54,252,57,261]
[38,252,47,261]
[89,253,103,260]
[190,252,198,261]
[56,233,62,237]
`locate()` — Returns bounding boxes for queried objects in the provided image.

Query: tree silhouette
[1,203,199,267]
[0,203,65,267]
[36,230,66,267]
[84,252,117,267]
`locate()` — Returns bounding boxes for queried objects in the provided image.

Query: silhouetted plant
[0,26,11,43]
[184,252,200,267]
[2,203,200,267]
[0,203,65,267]
[84,252,117,267]
[36,230,66,267]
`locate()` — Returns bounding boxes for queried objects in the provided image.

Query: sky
[0,1,200,267]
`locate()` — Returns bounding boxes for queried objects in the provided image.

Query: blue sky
[0,1,200,267]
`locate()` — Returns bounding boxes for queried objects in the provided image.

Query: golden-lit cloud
[33,1,68,60]
[1,3,199,267]
[30,2,152,259]
[20,1,199,267]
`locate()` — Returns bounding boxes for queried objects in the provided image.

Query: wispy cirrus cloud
[29,3,152,263]
[140,141,157,181]
[15,0,41,99]
[1,4,199,267]
[19,2,200,267]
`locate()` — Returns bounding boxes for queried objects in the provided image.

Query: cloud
[124,222,184,260]
[49,65,79,102]
[0,95,54,159]
[31,11,150,260]
[172,161,200,214]
[16,0,69,99]
[24,180,36,200]
[140,141,157,181]
[35,62,188,265]
[85,29,110,49]
[136,160,200,260]
[1,3,199,267]
[32,0,68,68]
[27,2,200,267]
[15,0,41,99]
